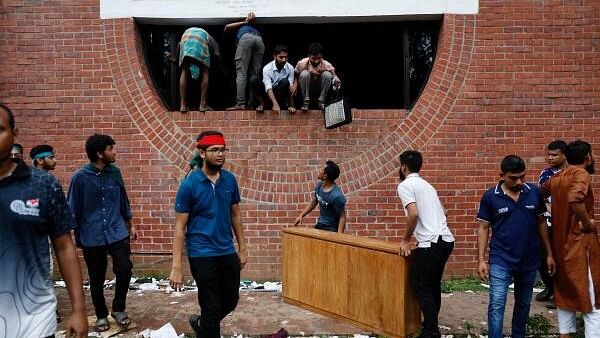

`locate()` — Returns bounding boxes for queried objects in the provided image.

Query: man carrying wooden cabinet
[397,150,455,338]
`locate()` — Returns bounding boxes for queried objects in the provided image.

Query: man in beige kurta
[541,140,599,337]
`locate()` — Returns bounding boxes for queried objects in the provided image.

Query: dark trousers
[410,237,454,338]
[82,238,133,319]
[189,253,241,338]
[271,78,290,109]
[538,228,553,291]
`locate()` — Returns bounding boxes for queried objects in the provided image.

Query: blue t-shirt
[477,182,546,271]
[175,169,241,257]
[315,181,346,232]
[0,161,75,337]
[236,23,260,42]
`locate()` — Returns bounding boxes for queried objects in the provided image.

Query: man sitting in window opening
[175,27,222,113]
[294,42,341,113]
[262,44,297,113]
[224,12,265,112]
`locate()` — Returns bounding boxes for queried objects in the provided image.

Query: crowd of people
[0,98,598,338]
[177,12,341,114]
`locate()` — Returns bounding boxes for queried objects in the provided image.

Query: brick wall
[1,0,599,279]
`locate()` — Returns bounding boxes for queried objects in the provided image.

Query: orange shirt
[542,166,600,312]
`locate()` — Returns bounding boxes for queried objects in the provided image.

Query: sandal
[95,317,110,332]
[111,311,132,327]
[288,106,297,114]
[301,101,309,113]
[226,103,246,111]
[318,101,325,112]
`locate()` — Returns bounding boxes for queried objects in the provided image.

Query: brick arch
[101,15,475,203]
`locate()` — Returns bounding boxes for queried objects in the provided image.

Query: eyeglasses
[205,148,229,154]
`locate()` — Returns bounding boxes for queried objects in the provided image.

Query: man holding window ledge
[225,12,265,112]
[170,130,247,338]
[173,27,223,113]
[477,155,555,338]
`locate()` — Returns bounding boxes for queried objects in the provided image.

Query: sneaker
[535,288,552,302]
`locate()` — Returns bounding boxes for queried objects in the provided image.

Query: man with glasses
[169,130,247,338]
[477,155,555,338]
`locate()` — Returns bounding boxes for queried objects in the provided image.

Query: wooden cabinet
[282,227,421,338]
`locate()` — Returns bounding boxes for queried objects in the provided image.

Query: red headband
[198,134,226,148]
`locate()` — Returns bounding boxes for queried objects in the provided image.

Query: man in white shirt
[397,150,455,338]
[262,44,296,113]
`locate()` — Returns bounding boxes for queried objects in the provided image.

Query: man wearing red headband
[169,130,247,338]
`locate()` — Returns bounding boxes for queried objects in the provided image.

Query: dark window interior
[139,21,439,111]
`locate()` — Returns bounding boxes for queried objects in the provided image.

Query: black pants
[271,78,290,109]
[189,253,241,338]
[538,228,553,291]
[82,238,133,319]
[410,237,454,338]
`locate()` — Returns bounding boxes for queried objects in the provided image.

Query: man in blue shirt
[262,44,297,113]
[169,130,248,338]
[0,103,87,338]
[477,155,555,338]
[294,160,347,233]
[68,133,138,332]
[535,140,567,307]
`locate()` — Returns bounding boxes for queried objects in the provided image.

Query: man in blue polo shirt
[477,155,555,338]
[169,130,247,338]
[0,103,87,338]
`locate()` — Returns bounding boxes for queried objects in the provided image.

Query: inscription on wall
[101,0,478,21]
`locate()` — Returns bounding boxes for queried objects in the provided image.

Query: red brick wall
[2,0,599,279]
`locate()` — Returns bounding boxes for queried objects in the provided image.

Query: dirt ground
[55,288,558,337]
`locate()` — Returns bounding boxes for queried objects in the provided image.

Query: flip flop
[95,317,110,332]
[111,311,131,327]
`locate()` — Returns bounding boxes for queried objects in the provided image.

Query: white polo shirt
[397,173,455,247]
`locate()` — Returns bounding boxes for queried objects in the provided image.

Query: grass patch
[441,277,488,293]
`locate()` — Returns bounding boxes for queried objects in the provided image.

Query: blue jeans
[488,264,536,338]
